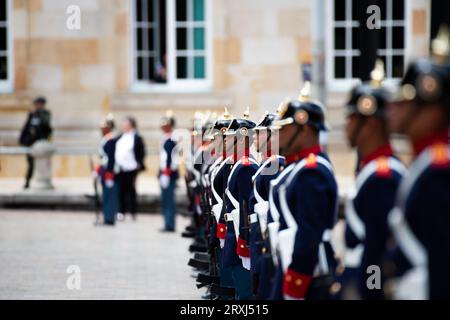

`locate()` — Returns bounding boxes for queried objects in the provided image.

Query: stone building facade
[0,0,433,177]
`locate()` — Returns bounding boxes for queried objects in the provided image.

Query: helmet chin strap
[398,104,420,136]
[281,124,303,156]
[350,115,367,148]
[258,131,272,157]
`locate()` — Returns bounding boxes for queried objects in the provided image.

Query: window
[0,0,12,92]
[132,0,211,91]
[327,0,406,89]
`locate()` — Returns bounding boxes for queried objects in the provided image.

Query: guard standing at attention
[97,114,119,225]
[159,111,179,232]
[221,109,259,300]
[270,82,339,300]
[385,26,450,300]
[341,60,406,299]
[249,111,285,299]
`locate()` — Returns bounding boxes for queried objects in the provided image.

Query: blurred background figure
[114,117,146,221]
[159,111,179,232]
[97,114,118,225]
[18,96,52,189]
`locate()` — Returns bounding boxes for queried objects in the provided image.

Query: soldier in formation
[183,27,449,300]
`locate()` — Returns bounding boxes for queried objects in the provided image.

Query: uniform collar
[233,147,250,162]
[285,145,321,165]
[412,129,449,156]
[360,144,394,169]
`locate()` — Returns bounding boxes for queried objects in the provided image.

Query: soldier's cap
[223,118,256,137]
[390,25,450,106]
[346,59,391,117]
[271,82,328,131]
[207,107,233,138]
[160,110,176,127]
[191,111,204,137]
[223,107,256,137]
[100,113,115,129]
[33,96,47,105]
[254,112,277,131]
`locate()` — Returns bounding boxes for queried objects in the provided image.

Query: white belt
[249,213,258,224]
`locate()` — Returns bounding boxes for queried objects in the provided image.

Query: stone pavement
[0,209,200,300]
[0,177,188,210]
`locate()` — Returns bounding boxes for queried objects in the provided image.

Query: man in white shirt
[114,117,146,221]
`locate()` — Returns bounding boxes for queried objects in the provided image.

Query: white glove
[160,174,170,189]
[284,294,304,300]
[241,257,251,270]
[219,239,225,248]
[105,179,114,188]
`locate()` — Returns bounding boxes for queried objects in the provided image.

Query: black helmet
[160,110,176,127]
[391,25,450,106]
[204,107,233,140]
[100,113,115,130]
[224,107,256,137]
[346,59,391,117]
[33,96,47,105]
[254,112,277,130]
[272,82,328,131]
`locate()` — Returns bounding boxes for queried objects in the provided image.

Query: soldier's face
[387,101,413,134]
[278,124,296,155]
[256,130,268,152]
[345,114,359,147]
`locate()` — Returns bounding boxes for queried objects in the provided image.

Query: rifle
[87,155,102,226]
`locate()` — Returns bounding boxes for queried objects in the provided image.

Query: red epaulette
[430,143,449,168]
[241,156,251,166]
[305,153,318,169]
[375,156,392,178]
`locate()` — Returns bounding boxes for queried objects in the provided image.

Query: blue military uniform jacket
[388,133,450,299]
[344,145,405,299]
[274,146,338,299]
[249,155,285,273]
[222,156,259,268]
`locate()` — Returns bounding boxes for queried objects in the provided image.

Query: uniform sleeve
[358,177,398,298]
[19,114,32,146]
[216,165,230,240]
[41,110,52,139]
[236,166,257,257]
[283,170,331,299]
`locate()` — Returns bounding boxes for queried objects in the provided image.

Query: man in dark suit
[19,96,52,189]
[114,116,146,221]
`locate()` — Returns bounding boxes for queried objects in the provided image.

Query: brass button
[240,244,245,249]
[295,279,303,286]
[286,275,292,282]
[220,228,224,233]
[262,247,266,254]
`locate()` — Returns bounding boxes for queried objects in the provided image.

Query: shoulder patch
[375,156,392,177]
[305,153,318,168]
[431,143,449,167]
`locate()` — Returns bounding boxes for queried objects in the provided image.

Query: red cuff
[104,171,114,181]
[283,268,313,299]
[217,223,226,239]
[236,237,250,257]
[162,168,172,176]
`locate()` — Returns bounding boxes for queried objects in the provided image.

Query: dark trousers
[25,155,34,186]
[161,178,176,230]
[102,180,119,225]
[118,170,138,217]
